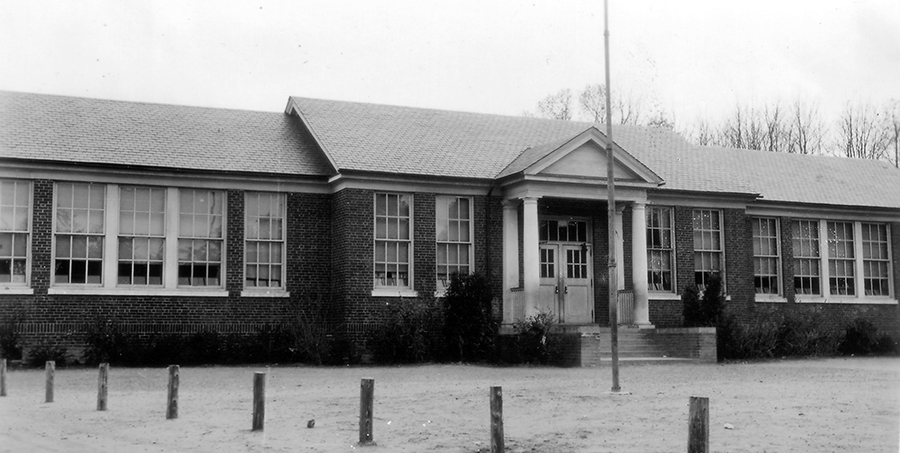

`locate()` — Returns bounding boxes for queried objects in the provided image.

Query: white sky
[1,0,898,127]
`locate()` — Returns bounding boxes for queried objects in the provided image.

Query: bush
[0,309,25,360]
[839,318,896,356]
[288,295,334,365]
[719,305,842,360]
[683,274,725,327]
[368,296,444,364]
[442,273,497,362]
[27,338,68,367]
[513,312,557,364]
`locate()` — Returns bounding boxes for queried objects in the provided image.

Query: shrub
[719,305,843,360]
[839,318,896,356]
[27,338,68,367]
[681,284,701,327]
[368,296,443,364]
[442,273,497,363]
[83,317,129,365]
[289,295,334,365]
[513,312,557,364]
[0,309,25,360]
[684,274,725,328]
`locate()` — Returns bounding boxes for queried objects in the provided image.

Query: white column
[631,201,652,326]
[522,197,540,318]
[614,204,625,291]
[502,200,520,324]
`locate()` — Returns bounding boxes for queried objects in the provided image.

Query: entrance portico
[496,127,664,327]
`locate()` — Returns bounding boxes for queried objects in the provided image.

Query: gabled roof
[0,91,334,177]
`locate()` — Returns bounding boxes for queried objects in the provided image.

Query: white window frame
[242,192,288,297]
[48,183,228,297]
[53,182,106,286]
[792,219,894,304]
[435,195,474,294]
[0,179,32,294]
[178,189,226,288]
[646,206,676,293]
[372,192,416,297]
[861,223,891,297]
[752,217,781,298]
[692,209,725,292]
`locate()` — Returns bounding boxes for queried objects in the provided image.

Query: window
[646,206,674,292]
[792,219,821,295]
[862,223,890,296]
[826,221,855,295]
[539,219,587,242]
[118,187,166,286]
[179,190,224,287]
[692,209,723,289]
[752,217,780,294]
[374,193,412,289]
[792,219,892,300]
[436,196,472,290]
[0,180,30,285]
[54,183,105,284]
[245,192,285,289]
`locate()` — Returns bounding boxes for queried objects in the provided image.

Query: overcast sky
[1,0,898,128]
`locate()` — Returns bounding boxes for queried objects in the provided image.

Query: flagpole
[604,0,621,393]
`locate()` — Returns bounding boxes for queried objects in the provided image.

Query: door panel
[538,245,559,316]
[562,245,593,323]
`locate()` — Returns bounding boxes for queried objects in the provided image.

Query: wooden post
[688,396,709,453]
[359,378,375,445]
[490,386,504,453]
[1,358,6,397]
[97,363,109,411]
[166,365,179,420]
[45,361,55,403]
[252,372,266,431]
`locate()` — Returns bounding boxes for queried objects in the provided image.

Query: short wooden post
[1,358,7,397]
[252,372,266,431]
[688,396,709,453]
[97,363,109,411]
[166,365,179,419]
[490,386,504,453]
[45,361,55,403]
[359,377,375,445]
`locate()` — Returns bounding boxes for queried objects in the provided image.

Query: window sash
[792,219,821,295]
[245,192,285,289]
[53,183,106,285]
[178,189,224,287]
[752,217,780,295]
[692,209,723,289]
[374,193,412,288]
[861,223,890,296]
[0,180,30,285]
[647,206,674,291]
[436,196,472,288]
[117,187,166,286]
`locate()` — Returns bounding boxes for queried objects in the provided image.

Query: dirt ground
[1,357,898,453]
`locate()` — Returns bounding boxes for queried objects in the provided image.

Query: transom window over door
[179,190,224,287]
[0,180,30,285]
[118,187,166,285]
[245,192,285,288]
[692,209,723,290]
[374,193,412,289]
[539,219,588,242]
[436,196,471,290]
[55,183,104,284]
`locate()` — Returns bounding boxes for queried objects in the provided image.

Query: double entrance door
[536,219,594,324]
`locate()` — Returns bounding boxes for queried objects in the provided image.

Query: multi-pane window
[692,209,723,289]
[792,220,821,295]
[566,248,588,279]
[374,193,412,288]
[862,223,890,296]
[245,192,285,288]
[539,219,588,242]
[54,183,105,284]
[540,247,556,279]
[752,217,780,294]
[0,180,30,285]
[826,221,855,295]
[118,187,166,285]
[436,196,472,289]
[646,206,674,291]
[179,190,224,287]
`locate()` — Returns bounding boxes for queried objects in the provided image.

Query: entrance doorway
[537,219,594,324]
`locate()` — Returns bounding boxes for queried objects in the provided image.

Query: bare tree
[577,83,644,125]
[682,118,719,146]
[720,105,767,150]
[884,99,900,167]
[532,89,573,120]
[836,102,889,160]
[788,100,827,155]
[646,110,675,130]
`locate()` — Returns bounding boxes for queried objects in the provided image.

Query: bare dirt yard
[1,357,898,452]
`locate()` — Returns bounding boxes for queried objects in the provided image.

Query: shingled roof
[0,91,334,177]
